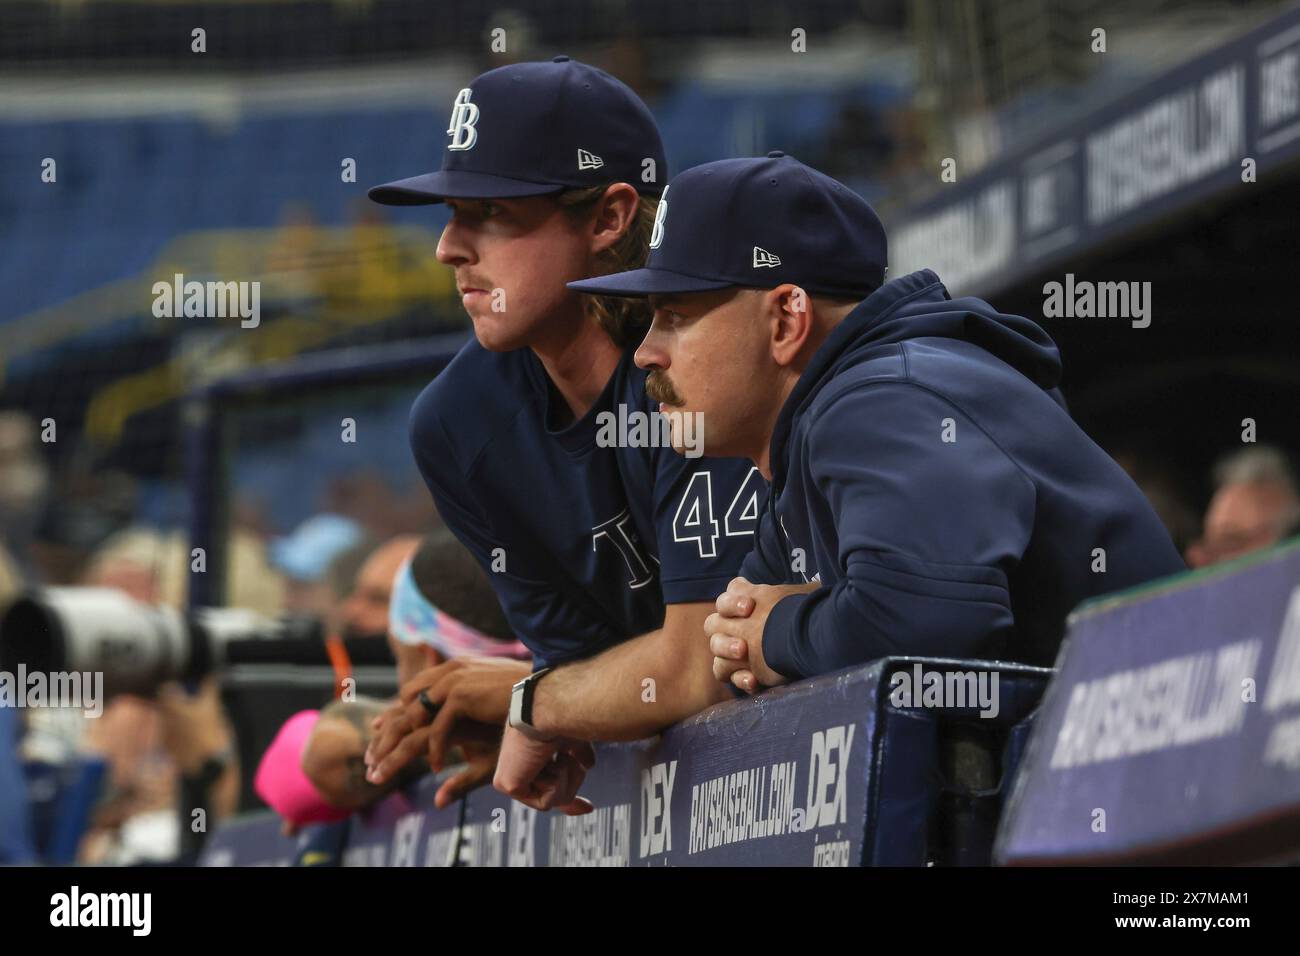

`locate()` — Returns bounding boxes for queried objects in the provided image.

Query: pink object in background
[253,709,352,826]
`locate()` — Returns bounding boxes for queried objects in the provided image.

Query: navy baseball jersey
[410,338,767,670]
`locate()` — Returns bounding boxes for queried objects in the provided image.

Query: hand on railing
[705,577,819,694]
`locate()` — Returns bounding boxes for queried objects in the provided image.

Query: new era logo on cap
[566,152,888,300]
[578,149,604,171]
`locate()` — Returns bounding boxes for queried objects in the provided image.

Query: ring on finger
[417,689,439,719]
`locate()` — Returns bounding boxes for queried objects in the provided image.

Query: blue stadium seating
[0,83,898,330]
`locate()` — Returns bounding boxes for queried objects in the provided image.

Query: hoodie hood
[769,268,1063,489]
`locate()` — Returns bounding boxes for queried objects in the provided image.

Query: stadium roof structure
[888,4,1300,299]
[887,4,1300,493]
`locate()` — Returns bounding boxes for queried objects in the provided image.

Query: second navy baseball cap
[368,56,666,205]
[567,152,887,299]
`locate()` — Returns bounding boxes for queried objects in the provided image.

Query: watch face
[509,682,526,726]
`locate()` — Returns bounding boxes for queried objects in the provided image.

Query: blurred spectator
[0,412,49,583]
[226,527,289,617]
[362,531,531,803]
[339,534,421,641]
[323,533,379,620]
[291,699,402,819]
[83,526,189,607]
[288,530,528,820]
[231,494,277,541]
[269,513,365,621]
[258,533,422,829]
[323,470,436,542]
[79,678,238,864]
[155,679,240,858]
[1186,446,1300,568]
[44,525,188,817]
[387,529,528,686]
[60,520,286,616]
[67,528,239,862]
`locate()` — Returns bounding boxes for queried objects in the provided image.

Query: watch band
[510,666,555,741]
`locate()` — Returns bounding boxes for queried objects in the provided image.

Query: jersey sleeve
[760,383,1035,680]
[408,385,623,670]
[650,449,767,605]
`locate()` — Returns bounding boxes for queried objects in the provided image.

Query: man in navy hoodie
[569,152,1186,693]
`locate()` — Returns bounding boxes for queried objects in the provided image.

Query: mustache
[456,274,492,292]
[645,370,685,407]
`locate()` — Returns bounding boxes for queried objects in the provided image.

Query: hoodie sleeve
[739,503,793,585]
[760,382,1036,680]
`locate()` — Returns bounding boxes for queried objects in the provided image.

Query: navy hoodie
[740,268,1185,676]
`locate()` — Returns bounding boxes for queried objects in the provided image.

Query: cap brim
[368,170,565,206]
[567,267,735,298]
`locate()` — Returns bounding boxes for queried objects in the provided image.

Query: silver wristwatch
[509,666,555,741]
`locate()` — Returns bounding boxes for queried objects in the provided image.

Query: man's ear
[589,183,641,255]
[769,285,814,367]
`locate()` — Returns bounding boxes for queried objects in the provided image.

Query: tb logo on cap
[649,185,670,249]
[447,88,480,151]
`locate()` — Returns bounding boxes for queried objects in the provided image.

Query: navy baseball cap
[567,152,887,299]
[368,56,666,206]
